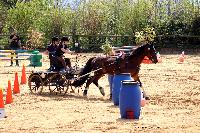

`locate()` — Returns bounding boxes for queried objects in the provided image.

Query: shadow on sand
[31,90,112,103]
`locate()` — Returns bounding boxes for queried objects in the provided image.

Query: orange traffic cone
[21,64,27,84]
[0,88,4,108]
[0,88,6,118]
[13,72,20,94]
[179,51,185,63]
[157,52,162,63]
[6,80,13,104]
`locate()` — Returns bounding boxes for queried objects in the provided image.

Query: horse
[71,43,158,99]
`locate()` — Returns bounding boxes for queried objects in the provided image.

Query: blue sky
[61,0,81,10]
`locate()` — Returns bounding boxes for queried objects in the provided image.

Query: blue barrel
[108,74,114,97]
[119,80,141,119]
[112,73,132,106]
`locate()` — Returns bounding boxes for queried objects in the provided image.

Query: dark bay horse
[71,43,158,98]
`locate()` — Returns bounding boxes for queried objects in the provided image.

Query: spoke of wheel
[48,73,67,95]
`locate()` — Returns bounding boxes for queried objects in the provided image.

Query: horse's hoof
[83,90,87,96]
[109,94,112,101]
[99,87,105,96]
[145,96,150,100]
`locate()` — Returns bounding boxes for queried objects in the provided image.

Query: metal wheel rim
[28,74,43,94]
[48,73,68,94]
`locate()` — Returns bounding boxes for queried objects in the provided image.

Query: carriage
[28,67,81,95]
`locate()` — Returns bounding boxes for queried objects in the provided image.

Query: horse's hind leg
[92,75,105,96]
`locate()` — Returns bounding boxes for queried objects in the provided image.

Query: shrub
[26,27,44,49]
[135,27,156,45]
[101,39,113,56]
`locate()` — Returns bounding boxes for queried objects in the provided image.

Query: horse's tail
[71,57,95,87]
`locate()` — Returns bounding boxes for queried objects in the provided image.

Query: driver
[44,36,59,70]
[54,36,74,71]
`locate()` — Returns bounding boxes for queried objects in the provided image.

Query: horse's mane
[128,43,147,59]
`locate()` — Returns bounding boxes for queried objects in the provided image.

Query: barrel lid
[32,50,39,54]
[122,80,139,85]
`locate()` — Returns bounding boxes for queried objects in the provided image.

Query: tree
[0,3,8,33]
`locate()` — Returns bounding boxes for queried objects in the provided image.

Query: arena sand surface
[0,53,200,133]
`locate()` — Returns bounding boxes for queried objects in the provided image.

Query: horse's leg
[93,75,112,99]
[92,75,105,96]
[132,73,150,100]
[83,76,96,96]
[131,73,142,87]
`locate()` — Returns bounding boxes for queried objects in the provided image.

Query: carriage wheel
[48,73,68,95]
[28,74,44,94]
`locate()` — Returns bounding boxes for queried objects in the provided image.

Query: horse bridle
[147,45,157,63]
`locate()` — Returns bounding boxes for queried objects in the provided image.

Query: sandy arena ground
[0,53,200,133]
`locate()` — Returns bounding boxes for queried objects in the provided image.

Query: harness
[114,54,129,73]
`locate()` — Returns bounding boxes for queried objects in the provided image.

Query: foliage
[1,0,200,50]
[26,27,44,49]
[101,39,112,55]
[0,0,18,8]
[191,16,200,35]
[135,27,156,44]
[36,7,73,43]
[118,0,154,35]
[6,1,35,33]
[4,0,74,45]
[0,3,8,33]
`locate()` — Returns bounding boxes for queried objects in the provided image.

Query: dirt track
[0,53,200,133]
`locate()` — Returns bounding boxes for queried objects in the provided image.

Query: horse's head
[144,43,158,64]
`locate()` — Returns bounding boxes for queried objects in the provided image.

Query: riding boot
[10,60,13,66]
[15,52,19,66]
[16,59,19,66]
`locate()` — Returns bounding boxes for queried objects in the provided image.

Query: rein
[73,67,103,80]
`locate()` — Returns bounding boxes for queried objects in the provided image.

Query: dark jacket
[47,44,58,58]
[55,44,68,57]
[9,35,20,49]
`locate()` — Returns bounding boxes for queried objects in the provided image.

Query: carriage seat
[49,56,65,72]
[49,56,72,73]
